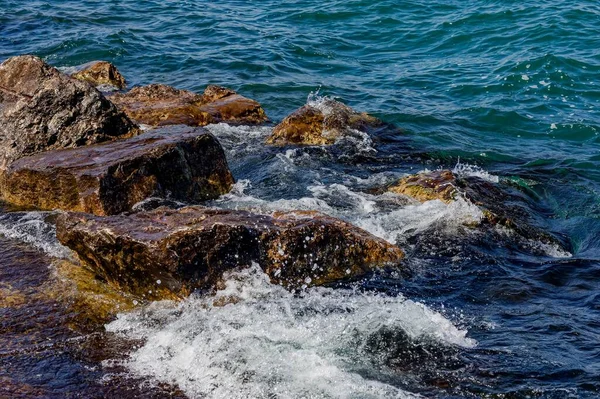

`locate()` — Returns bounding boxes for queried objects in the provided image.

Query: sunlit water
[1,1,600,398]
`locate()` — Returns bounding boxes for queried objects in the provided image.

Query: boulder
[0,126,234,215]
[56,207,405,299]
[266,98,382,146]
[71,61,127,89]
[109,84,267,127]
[0,55,138,170]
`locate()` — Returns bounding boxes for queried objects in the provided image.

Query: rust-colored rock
[56,206,404,299]
[71,61,127,89]
[266,98,382,146]
[0,127,234,215]
[109,84,267,127]
[388,170,457,203]
[0,55,138,170]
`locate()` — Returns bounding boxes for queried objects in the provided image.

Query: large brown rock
[56,207,405,299]
[109,84,267,127]
[0,127,234,215]
[0,55,138,170]
[71,61,127,89]
[266,98,382,146]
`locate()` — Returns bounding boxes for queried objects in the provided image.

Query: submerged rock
[0,127,234,215]
[387,170,565,247]
[56,206,404,299]
[71,61,127,89]
[109,84,267,127]
[0,55,138,170]
[266,98,382,146]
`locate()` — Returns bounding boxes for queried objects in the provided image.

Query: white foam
[354,197,484,244]
[205,123,274,158]
[215,181,483,245]
[0,212,72,258]
[106,264,474,398]
[452,161,499,183]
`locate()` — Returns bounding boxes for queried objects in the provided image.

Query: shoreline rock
[0,55,138,171]
[0,127,234,215]
[56,206,405,299]
[109,84,267,127]
[266,98,381,146]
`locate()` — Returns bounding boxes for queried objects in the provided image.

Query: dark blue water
[1,1,600,397]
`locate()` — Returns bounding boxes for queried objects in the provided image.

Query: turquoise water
[1,1,600,398]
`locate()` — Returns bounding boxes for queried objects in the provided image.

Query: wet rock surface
[388,169,457,203]
[266,98,382,146]
[0,55,138,170]
[56,206,405,299]
[0,127,234,215]
[71,61,127,89]
[109,84,267,127]
[0,235,186,398]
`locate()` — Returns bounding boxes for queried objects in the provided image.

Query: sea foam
[106,263,475,399]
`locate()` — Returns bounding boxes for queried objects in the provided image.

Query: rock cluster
[0,54,406,306]
[0,53,567,317]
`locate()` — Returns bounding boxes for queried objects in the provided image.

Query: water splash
[452,160,499,183]
[106,263,474,399]
[0,212,71,259]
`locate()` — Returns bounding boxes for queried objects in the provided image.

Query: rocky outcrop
[109,84,267,127]
[71,61,127,89]
[0,55,138,170]
[56,207,404,299]
[0,127,234,215]
[266,98,382,146]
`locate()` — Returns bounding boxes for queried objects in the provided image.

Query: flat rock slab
[0,55,138,170]
[0,127,234,215]
[109,84,267,127]
[56,207,405,299]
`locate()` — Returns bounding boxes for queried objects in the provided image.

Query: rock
[71,61,127,89]
[109,84,209,126]
[388,170,456,203]
[0,55,138,170]
[56,206,404,299]
[0,126,234,215]
[266,98,382,146]
[196,85,267,124]
[387,170,565,246]
[109,84,267,127]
